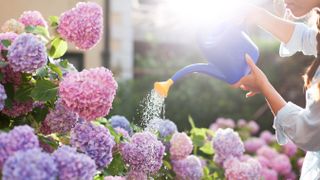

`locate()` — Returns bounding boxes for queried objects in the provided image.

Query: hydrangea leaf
[30,80,57,101]
[48,16,59,27]
[15,84,34,102]
[49,37,68,59]
[1,40,11,48]
[199,142,214,155]
[105,152,126,176]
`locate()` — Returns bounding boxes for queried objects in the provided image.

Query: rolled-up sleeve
[273,101,320,151]
[279,23,317,57]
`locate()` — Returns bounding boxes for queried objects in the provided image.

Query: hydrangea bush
[0,2,305,180]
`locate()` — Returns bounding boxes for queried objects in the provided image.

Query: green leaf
[106,124,121,144]
[48,63,63,78]
[0,72,4,82]
[48,16,59,27]
[49,38,68,59]
[36,66,49,79]
[30,80,57,101]
[15,84,34,102]
[1,40,11,48]
[188,115,196,128]
[190,128,207,147]
[163,160,172,170]
[105,153,126,175]
[59,59,69,68]
[199,142,214,155]
[25,25,50,38]
[32,106,49,123]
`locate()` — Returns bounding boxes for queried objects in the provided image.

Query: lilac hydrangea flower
[0,125,39,168]
[0,84,7,110]
[1,19,25,34]
[18,11,48,28]
[58,2,103,50]
[8,33,47,73]
[0,32,18,51]
[244,138,266,153]
[261,168,278,180]
[210,117,235,131]
[2,100,33,117]
[127,170,147,180]
[41,100,78,135]
[172,155,204,180]
[59,67,118,121]
[223,157,262,180]
[213,128,245,165]
[158,119,177,137]
[121,132,165,174]
[2,148,57,180]
[71,122,115,169]
[170,132,193,160]
[115,127,130,138]
[53,145,96,180]
[270,154,292,175]
[110,115,132,135]
[247,121,259,134]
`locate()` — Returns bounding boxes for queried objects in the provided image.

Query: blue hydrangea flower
[71,122,115,169]
[0,125,39,169]
[8,33,47,73]
[158,119,177,137]
[110,115,132,135]
[53,145,96,180]
[2,148,58,180]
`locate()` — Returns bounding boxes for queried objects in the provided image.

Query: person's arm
[251,7,295,44]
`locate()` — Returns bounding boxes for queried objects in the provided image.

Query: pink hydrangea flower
[18,11,47,28]
[223,157,262,180]
[257,155,270,168]
[247,121,259,134]
[0,65,22,85]
[2,100,33,117]
[58,2,103,50]
[170,132,193,160]
[0,32,18,51]
[59,67,117,121]
[237,119,247,128]
[270,154,292,175]
[244,138,266,153]
[256,146,278,160]
[297,157,304,170]
[260,130,276,144]
[126,170,147,180]
[282,140,297,157]
[261,168,278,180]
[210,117,235,131]
[104,176,126,180]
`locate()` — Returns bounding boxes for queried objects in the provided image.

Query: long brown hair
[303,10,320,100]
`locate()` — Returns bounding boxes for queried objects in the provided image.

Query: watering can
[154,20,259,97]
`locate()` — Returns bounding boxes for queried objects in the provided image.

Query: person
[234,0,320,179]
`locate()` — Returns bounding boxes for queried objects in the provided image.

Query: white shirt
[274,22,320,179]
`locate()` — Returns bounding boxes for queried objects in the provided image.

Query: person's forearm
[253,7,295,44]
[261,82,287,116]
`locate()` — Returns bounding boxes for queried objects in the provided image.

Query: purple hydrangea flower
[59,67,118,121]
[158,119,177,137]
[53,145,96,180]
[41,100,78,134]
[2,148,57,180]
[223,157,262,180]
[8,33,47,73]
[18,11,48,28]
[1,19,25,34]
[0,84,7,110]
[121,132,165,174]
[58,2,103,50]
[170,132,193,160]
[115,127,130,139]
[282,140,297,157]
[261,168,278,180]
[71,122,115,169]
[260,130,276,144]
[2,100,33,117]
[213,128,245,165]
[172,155,204,180]
[127,170,147,180]
[0,125,39,168]
[110,115,132,135]
[210,117,235,131]
[244,138,266,153]
[270,154,292,175]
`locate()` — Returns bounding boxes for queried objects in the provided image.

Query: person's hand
[233,54,270,98]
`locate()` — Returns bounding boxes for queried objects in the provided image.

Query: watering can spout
[154,79,174,98]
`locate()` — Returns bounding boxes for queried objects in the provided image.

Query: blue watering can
[154,21,259,97]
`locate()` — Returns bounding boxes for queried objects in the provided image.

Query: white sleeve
[273,101,320,151]
[279,23,317,57]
